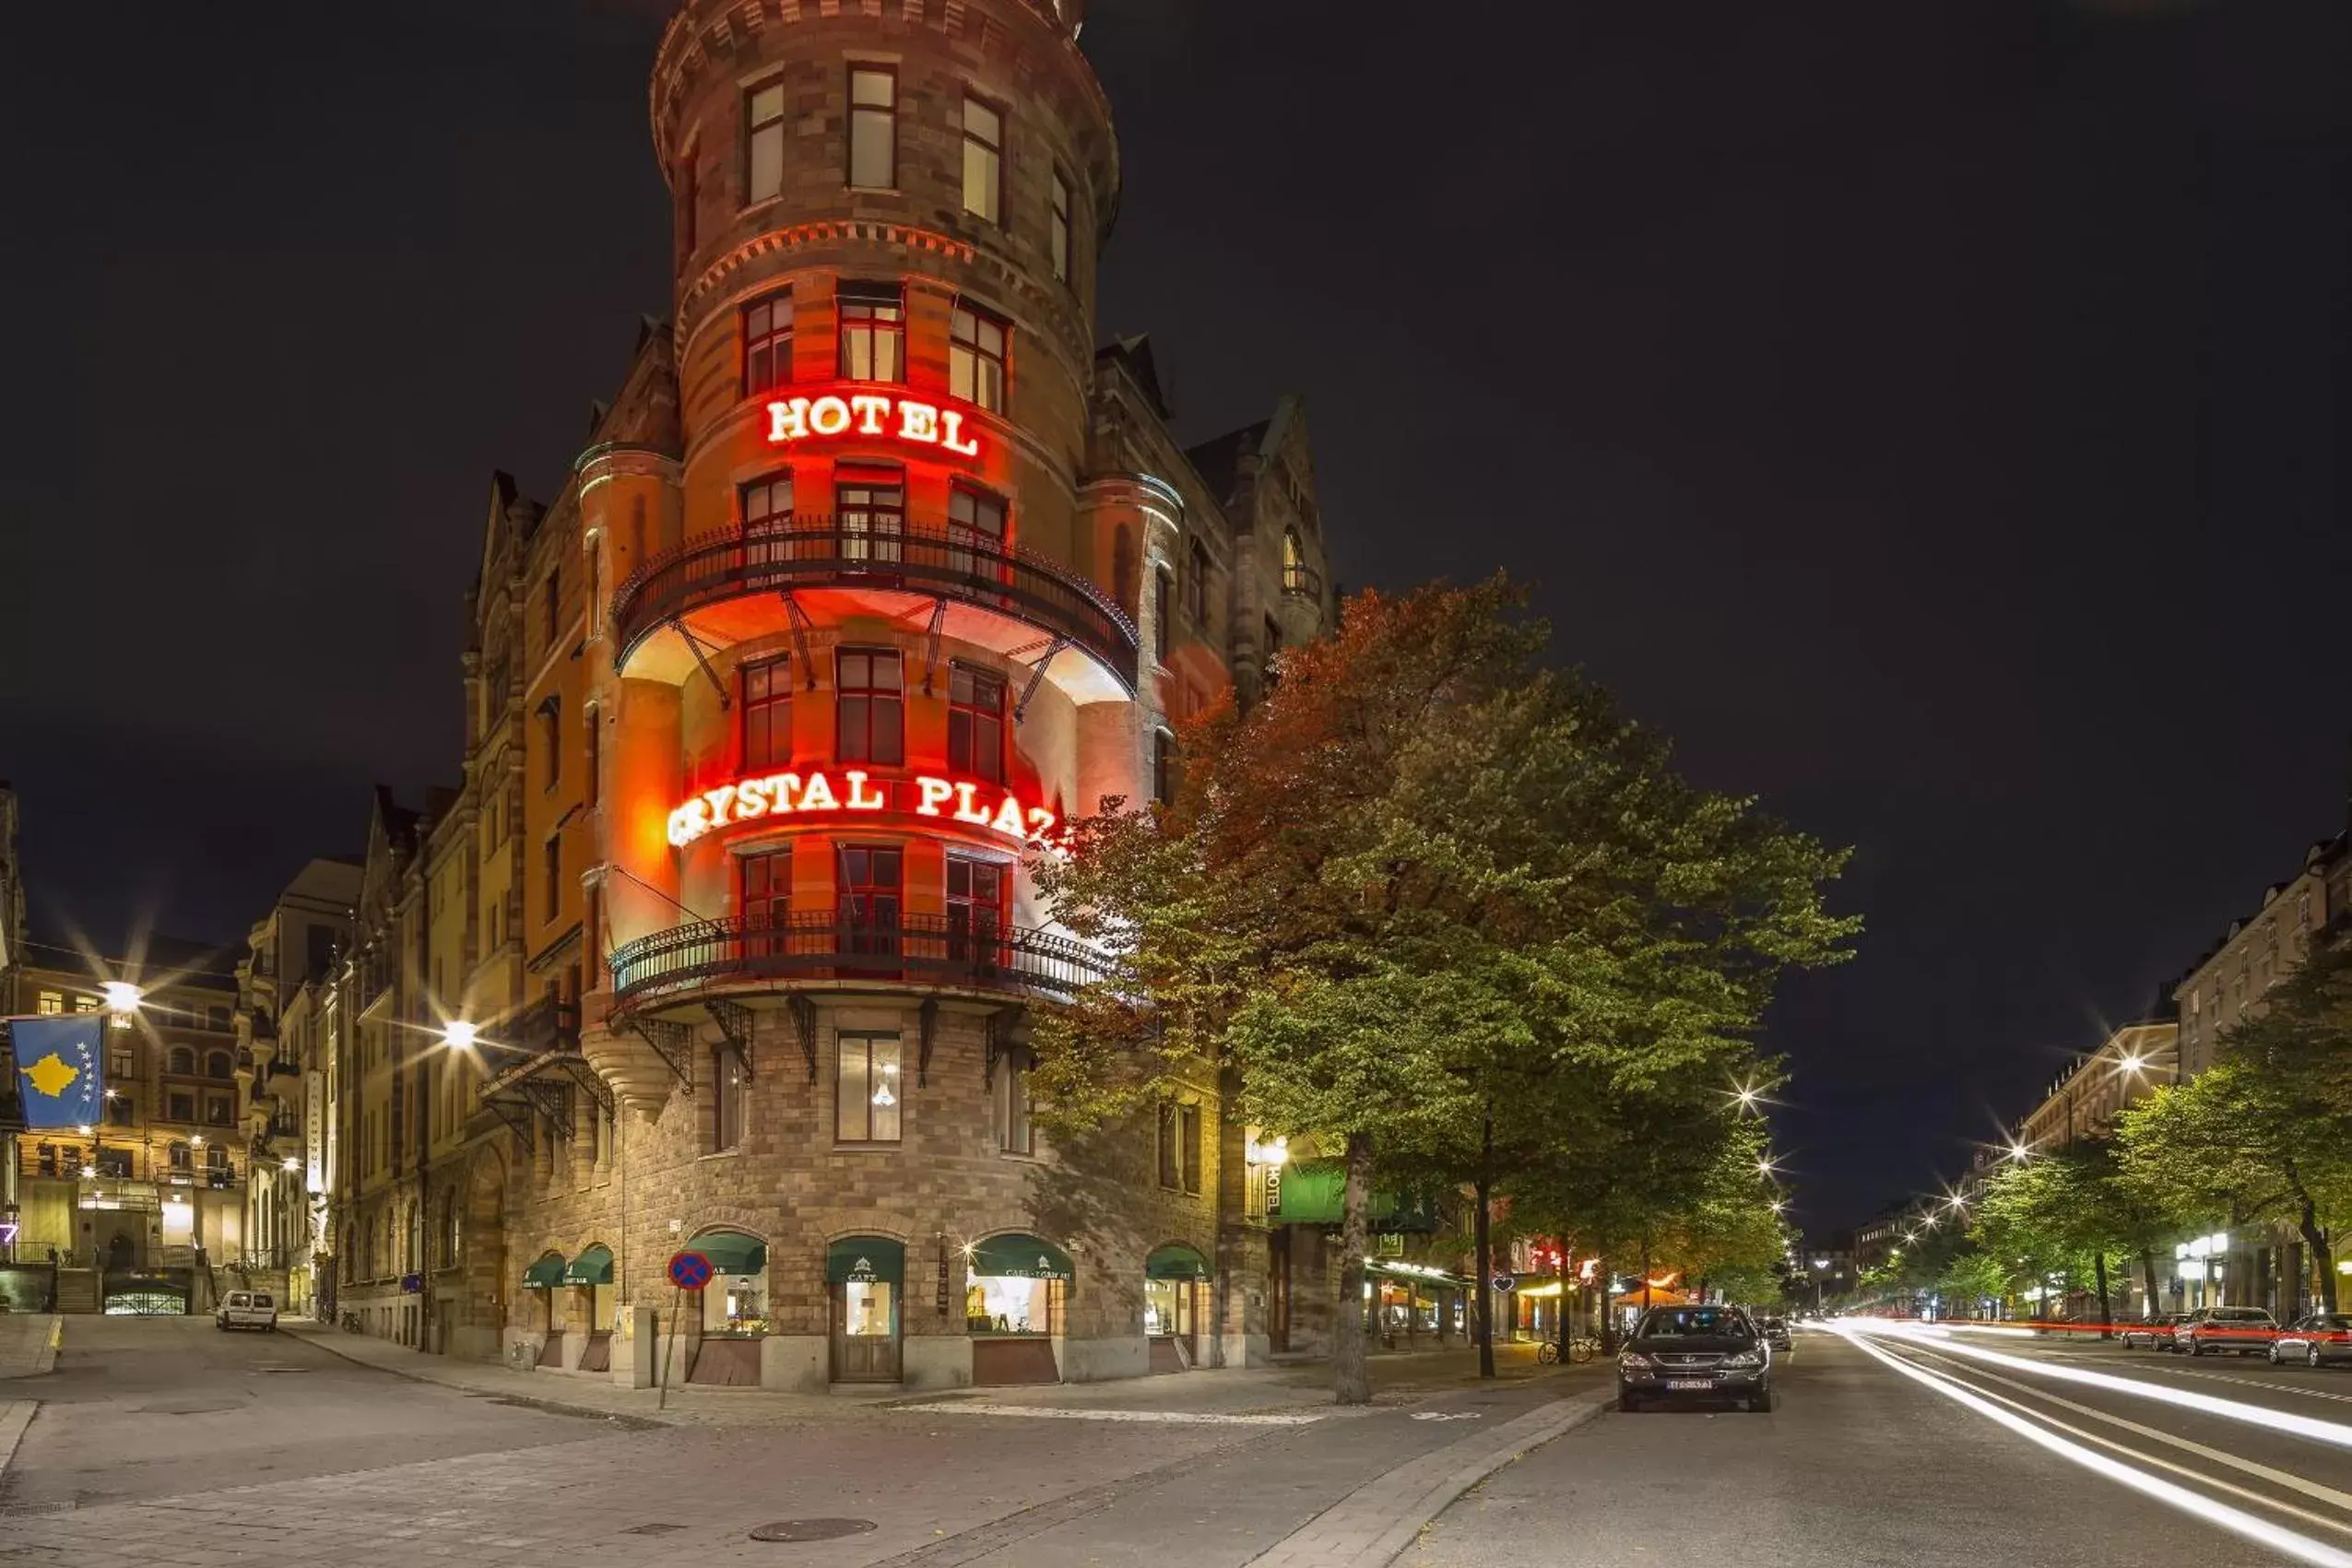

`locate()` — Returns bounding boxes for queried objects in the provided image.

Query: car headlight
[1723,1350,1764,1369]
[1618,1352,1652,1370]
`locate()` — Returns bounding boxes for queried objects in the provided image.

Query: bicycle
[1536,1337,1598,1365]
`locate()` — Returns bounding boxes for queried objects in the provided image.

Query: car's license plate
[1665,1379,1713,1390]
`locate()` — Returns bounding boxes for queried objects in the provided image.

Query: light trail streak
[1883,1339,2352,1532]
[1841,1328,2352,1568]
[1848,1319,2352,1452]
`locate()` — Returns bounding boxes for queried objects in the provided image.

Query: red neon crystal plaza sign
[765,388,983,461]
[668,769,1056,850]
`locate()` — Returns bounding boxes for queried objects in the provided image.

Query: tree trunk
[2299,1199,2337,1315]
[1555,1241,1572,1362]
[1473,1114,1495,1379]
[2093,1252,2112,1340]
[2141,1249,2160,1316]
[1598,1259,1617,1355]
[1334,1131,1374,1405]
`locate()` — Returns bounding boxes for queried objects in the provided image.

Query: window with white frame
[950,301,1008,413]
[847,66,896,190]
[962,95,1002,221]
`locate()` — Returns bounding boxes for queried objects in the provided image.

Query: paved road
[1412,1324,2352,1568]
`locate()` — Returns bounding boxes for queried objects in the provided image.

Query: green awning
[1145,1243,1211,1281]
[561,1244,614,1287]
[1268,1162,1439,1232]
[522,1254,566,1289]
[1368,1260,1466,1289]
[691,1232,767,1277]
[968,1233,1074,1281]
[825,1236,905,1285]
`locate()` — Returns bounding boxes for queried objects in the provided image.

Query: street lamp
[101,981,142,1015]
[1812,1257,1829,1315]
[442,1020,479,1051]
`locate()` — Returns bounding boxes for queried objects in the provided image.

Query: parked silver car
[2175,1306,2277,1357]
[2269,1313,2352,1369]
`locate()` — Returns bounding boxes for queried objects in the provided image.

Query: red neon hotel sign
[766,389,983,460]
[668,770,1057,850]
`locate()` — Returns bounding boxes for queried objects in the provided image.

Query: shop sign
[845,1255,881,1284]
[766,388,983,461]
[667,769,1058,850]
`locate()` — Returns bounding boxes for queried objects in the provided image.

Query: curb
[35,1317,60,1377]
[284,1327,673,1431]
[0,1400,37,1480]
[1247,1386,1613,1568]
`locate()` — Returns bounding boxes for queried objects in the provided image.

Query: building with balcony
[7,936,245,1310]
[315,0,1339,1389]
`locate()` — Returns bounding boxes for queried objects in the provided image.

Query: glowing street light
[442,1020,479,1050]
[2005,1140,2032,1163]
[101,981,142,1014]
[2116,1053,2146,1075]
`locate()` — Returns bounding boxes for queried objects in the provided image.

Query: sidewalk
[283,1320,1577,1427]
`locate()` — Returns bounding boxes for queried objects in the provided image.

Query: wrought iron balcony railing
[609,909,1107,1008]
[612,516,1139,691]
[1282,562,1324,600]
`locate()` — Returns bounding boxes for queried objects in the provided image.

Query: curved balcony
[610,909,1107,1010]
[613,516,1139,694]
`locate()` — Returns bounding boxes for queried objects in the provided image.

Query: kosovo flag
[9,1014,105,1129]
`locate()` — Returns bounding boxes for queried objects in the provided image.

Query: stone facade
[316,0,1338,1390]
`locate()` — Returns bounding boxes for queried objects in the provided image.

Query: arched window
[205,1051,232,1079]
[1282,529,1308,594]
[167,1046,195,1075]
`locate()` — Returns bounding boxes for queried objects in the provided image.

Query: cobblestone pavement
[0,1318,1610,1568]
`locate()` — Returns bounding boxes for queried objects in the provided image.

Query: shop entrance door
[831,1279,901,1382]
[1268,1233,1291,1353]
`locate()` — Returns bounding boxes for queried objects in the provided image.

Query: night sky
[4,1,2346,1235]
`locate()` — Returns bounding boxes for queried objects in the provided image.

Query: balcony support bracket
[705,997,754,1081]
[627,1014,698,1094]
[917,997,939,1087]
[671,618,731,710]
[550,1054,614,1118]
[485,1096,536,1153]
[1013,637,1070,723]
[921,597,950,696]
[778,592,819,689]
[787,993,818,1083]
[517,1079,575,1141]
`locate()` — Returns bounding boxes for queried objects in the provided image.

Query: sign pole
[659,1286,678,1412]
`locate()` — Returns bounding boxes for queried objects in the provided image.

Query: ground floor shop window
[965,1232,1072,1336]
[1143,1243,1211,1340]
[692,1232,770,1336]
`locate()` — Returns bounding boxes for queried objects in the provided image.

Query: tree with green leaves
[1028,578,1856,1401]
[2117,989,2352,1316]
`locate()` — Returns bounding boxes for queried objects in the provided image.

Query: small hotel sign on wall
[766,388,983,460]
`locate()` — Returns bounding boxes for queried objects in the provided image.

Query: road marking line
[1885,1341,2352,1534]
[1845,1331,2352,1568]
[892,1402,1323,1426]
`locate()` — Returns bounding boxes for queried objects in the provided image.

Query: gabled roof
[1095,334,1172,419]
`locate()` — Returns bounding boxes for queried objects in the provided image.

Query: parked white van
[217,1291,278,1331]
